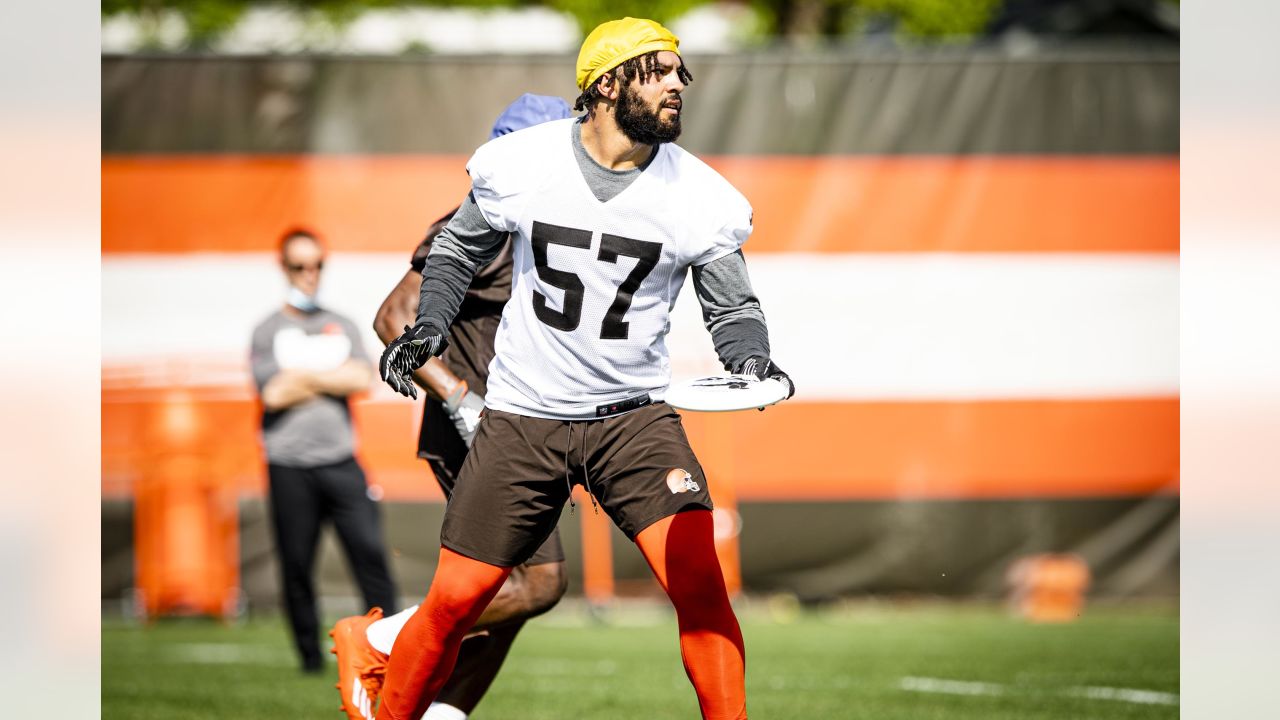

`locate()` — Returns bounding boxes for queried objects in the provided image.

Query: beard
[615,83,682,145]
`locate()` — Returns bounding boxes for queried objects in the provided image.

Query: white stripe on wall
[103,252,1177,400]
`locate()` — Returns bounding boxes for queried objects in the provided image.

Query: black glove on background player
[734,357,796,400]
[379,323,448,399]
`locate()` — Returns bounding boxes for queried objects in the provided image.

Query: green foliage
[746,0,843,39]
[101,0,1010,46]
[543,0,707,34]
[102,0,250,47]
[101,0,709,46]
[859,0,1002,37]
[745,0,1002,39]
[182,0,252,47]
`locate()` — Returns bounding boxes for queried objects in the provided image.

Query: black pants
[267,456,396,669]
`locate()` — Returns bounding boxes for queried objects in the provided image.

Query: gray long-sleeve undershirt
[416,123,770,372]
[689,250,769,370]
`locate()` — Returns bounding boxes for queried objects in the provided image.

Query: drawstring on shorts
[565,423,575,513]
[564,421,599,515]
[584,427,598,514]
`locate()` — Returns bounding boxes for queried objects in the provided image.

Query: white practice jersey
[468,118,753,420]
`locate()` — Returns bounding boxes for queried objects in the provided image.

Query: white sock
[365,604,419,655]
[422,702,468,720]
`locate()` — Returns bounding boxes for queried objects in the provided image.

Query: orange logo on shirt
[666,468,700,494]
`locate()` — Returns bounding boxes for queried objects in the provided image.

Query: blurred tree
[748,0,1002,40]
[102,0,1010,47]
[989,0,1177,37]
[544,0,707,34]
[859,0,1002,37]
[104,0,252,48]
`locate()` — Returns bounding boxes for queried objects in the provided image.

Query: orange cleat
[328,608,389,720]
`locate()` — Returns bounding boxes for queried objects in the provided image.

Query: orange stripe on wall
[682,398,1178,501]
[102,156,1178,254]
[102,389,1177,502]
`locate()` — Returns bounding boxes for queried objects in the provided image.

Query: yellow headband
[576,17,680,92]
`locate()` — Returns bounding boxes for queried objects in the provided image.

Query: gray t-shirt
[249,307,370,468]
[569,119,651,202]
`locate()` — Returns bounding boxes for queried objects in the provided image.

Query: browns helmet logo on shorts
[666,468,700,494]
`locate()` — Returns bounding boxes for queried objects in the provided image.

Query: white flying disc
[666,374,790,412]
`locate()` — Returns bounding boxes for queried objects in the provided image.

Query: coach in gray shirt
[250,228,397,674]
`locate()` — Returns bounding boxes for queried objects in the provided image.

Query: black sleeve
[690,250,771,372]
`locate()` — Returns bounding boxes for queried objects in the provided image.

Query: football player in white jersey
[374,17,792,720]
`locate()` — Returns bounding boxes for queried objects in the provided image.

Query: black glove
[379,323,448,399]
[734,356,795,401]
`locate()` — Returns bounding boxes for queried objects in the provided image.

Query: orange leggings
[635,510,748,719]
[375,548,510,720]
[376,510,746,720]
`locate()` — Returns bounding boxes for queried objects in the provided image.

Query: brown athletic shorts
[440,402,714,567]
[423,413,565,566]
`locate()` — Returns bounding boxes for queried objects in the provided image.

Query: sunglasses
[285,260,324,273]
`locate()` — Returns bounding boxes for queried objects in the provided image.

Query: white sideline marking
[899,676,1004,696]
[1069,686,1180,706]
[899,677,1179,706]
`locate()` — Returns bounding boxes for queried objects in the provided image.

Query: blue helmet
[489,93,573,139]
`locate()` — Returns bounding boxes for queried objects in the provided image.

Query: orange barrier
[103,388,1178,502]
[132,390,242,619]
[102,155,1178,255]
[1006,553,1092,622]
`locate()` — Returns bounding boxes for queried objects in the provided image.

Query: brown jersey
[413,210,513,464]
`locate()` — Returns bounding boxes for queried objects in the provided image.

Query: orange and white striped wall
[102,155,1178,504]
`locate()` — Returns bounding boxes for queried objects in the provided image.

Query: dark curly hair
[574,51,694,117]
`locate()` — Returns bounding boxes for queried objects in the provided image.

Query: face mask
[286,286,320,313]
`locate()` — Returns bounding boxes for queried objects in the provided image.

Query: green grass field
[103,601,1177,719]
